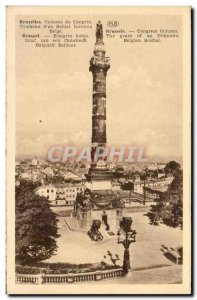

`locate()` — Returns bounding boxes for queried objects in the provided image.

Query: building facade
[36,184,85,206]
[133,177,174,195]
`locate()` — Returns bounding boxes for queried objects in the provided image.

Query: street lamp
[117,217,137,275]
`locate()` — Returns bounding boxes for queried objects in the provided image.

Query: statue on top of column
[96,21,103,40]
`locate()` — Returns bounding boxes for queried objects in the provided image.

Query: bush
[16,261,119,274]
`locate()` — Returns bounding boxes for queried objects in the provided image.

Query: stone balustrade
[16,268,123,284]
[15,274,41,284]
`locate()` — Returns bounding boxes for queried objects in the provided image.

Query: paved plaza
[47,209,182,275]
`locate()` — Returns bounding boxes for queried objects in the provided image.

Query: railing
[16,268,123,284]
[15,274,40,284]
[91,57,110,66]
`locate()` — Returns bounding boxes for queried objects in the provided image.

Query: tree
[146,170,183,229]
[16,180,60,265]
[164,161,181,176]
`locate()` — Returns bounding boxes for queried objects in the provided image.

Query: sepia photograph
[6,6,191,295]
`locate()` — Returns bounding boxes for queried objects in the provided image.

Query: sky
[15,13,182,160]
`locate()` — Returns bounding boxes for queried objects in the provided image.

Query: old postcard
[7,6,191,295]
